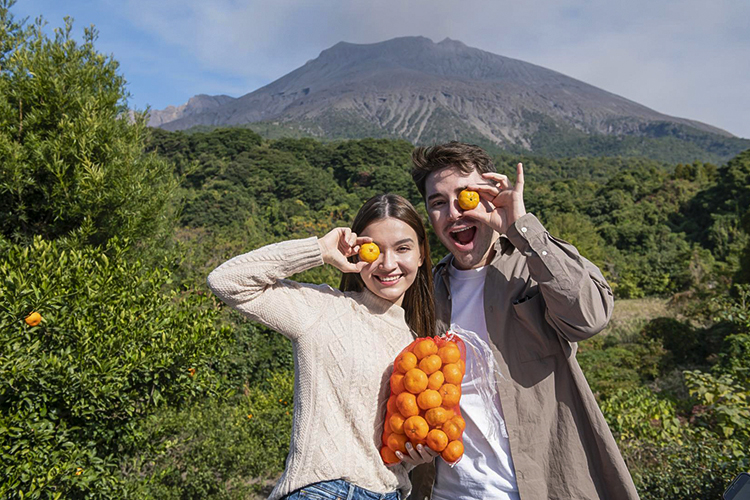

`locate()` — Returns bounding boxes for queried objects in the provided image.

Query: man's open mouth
[450,226,476,245]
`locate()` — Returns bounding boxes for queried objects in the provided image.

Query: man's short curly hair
[411,142,496,198]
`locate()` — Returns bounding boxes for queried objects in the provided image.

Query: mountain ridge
[148,36,746,161]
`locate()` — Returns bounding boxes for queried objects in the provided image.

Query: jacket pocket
[511,290,562,362]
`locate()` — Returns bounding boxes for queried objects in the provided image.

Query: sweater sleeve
[206,236,335,341]
[505,213,614,342]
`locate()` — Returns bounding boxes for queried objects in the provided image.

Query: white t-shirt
[431,263,520,500]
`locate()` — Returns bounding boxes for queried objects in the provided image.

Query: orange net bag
[380,332,466,466]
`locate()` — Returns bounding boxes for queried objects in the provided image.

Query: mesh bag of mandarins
[380,332,466,466]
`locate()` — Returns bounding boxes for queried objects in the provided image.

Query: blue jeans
[283,479,400,500]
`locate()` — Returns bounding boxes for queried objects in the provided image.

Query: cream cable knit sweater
[207,237,414,500]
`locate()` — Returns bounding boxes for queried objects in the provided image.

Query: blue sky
[11,0,750,138]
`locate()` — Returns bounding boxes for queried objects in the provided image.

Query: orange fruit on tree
[359,242,380,263]
[381,446,400,464]
[387,433,409,453]
[417,389,443,410]
[451,415,466,432]
[396,392,420,417]
[427,370,444,390]
[395,351,418,374]
[389,412,406,434]
[390,373,406,395]
[441,440,464,463]
[412,338,438,360]
[425,429,449,452]
[439,384,461,408]
[418,354,442,375]
[24,312,42,327]
[442,420,463,441]
[424,407,451,427]
[403,415,429,440]
[458,190,480,210]
[403,368,428,394]
[442,363,463,385]
[438,342,461,364]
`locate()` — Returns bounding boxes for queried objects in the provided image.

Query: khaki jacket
[409,214,639,500]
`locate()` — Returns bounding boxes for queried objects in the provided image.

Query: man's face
[424,166,499,270]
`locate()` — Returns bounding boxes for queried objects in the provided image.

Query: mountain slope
[149,37,748,161]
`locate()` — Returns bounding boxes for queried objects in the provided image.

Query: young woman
[207,194,438,500]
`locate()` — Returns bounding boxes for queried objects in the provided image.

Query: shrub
[0,237,231,498]
[122,371,294,499]
[0,5,178,247]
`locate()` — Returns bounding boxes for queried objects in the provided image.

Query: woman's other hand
[319,227,372,273]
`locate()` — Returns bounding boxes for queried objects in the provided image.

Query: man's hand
[395,442,439,467]
[466,162,527,235]
[318,227,371,274]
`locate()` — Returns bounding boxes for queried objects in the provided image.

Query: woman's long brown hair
[339,194,435,338]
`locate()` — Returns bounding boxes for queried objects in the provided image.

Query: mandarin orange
[381,446,400,464]
[441,440,464,463]
[424,407,450,427]
[438,383,461,409]
[403,368,429,394]
[387,433,409,453]
[438,342,461,364]
[442,420,462,441]
[390,373,406,395]
[418,354,442,375]
[403,415,430,440]
[412,338,438,360]
[458,190,480,210]
[395,351,418,373]
[395,392,419,417]
[427,370,445,390]
[425,429,449,452]
[417,389,443,410]
[442,363,463,385]
[389,413,406,434]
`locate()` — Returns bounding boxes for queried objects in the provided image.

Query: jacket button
[521,227,527,233]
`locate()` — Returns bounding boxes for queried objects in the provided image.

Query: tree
[0,1,177,246]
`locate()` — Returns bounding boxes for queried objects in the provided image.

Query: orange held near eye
[458,190,480,210]
[25,312,42,327]
[358,242,380,263]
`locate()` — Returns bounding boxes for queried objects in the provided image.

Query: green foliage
[0,237,231,498]
[122,371,294,499]
[0,6,177,246]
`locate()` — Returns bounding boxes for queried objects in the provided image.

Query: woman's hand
[395,442,439,467]
[318,227,372,274]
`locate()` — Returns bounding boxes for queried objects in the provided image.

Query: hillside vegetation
[1,4,749,499]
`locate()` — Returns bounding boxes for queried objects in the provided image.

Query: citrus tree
[0,1,177,247]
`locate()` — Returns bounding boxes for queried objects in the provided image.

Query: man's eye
[430,200,445,208]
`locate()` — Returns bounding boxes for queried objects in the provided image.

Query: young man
[408,142,639,500]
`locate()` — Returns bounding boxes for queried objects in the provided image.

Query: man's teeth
[451,227,472,234]
[379,276,400,283]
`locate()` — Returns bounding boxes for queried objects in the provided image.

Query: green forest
[1,4,749,499]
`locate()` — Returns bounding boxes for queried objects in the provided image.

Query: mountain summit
[150,37,744,158]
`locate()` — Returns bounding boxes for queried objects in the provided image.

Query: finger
[467,184,501,199]
[515,162,524,192]
[417,444,437,461]
[347,231,358,249]
[394,451,417,466]
[354,236,373,246]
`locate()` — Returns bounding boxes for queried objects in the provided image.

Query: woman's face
[359,217,423,307]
